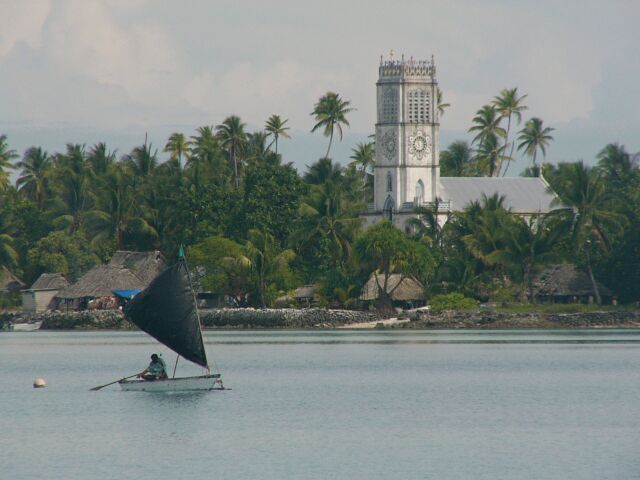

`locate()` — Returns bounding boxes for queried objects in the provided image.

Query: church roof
[439,177,557,213]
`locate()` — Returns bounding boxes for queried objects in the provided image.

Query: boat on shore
[99,255,225,393]
[4,321,42,332]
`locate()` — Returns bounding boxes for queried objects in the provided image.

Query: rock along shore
[1,308,639,330]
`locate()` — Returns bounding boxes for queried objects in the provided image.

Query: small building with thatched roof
[55,250,166,310]
[294,285,318,307]
[359,273,425,308]
[0,266,25,294]
[532,264,614,304]
[22,273,69,313]
[57,265,145,310]
[107,250,165,285]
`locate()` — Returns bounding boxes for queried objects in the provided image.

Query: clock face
[409,133,431,159]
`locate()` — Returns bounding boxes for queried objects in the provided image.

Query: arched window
[383,196,395,222]
[386,172,393,192]
[415,180,424,204]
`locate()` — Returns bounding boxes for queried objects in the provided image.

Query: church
[362,54,557,230]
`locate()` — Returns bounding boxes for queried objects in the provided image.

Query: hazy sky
[1,0,638,175]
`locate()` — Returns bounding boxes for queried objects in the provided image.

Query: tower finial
[389,49,394,59]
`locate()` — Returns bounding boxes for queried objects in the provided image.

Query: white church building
[362,54,557,230]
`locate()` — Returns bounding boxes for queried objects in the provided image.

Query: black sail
[124,260,208,368]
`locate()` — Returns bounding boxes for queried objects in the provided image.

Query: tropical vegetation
[0,89,638,310]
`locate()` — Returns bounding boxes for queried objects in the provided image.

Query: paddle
[90,373,141,391]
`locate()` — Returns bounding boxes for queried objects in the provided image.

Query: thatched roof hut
[29,273,69,291]
[57,265,144,299]
[0,266,25,293]
[532,264,613,303]
[108,250,165,286]
[360,274,425,302]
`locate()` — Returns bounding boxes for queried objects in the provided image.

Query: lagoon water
[2,329,640,480]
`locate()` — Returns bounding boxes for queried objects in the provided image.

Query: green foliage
[26,231,99,282]
[429,293,479,312]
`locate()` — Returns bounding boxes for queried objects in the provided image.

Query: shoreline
[2,308,640,330]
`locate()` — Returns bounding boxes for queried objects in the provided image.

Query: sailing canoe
[119,374,222,392]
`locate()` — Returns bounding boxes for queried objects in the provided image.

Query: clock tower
[368,53,440,228]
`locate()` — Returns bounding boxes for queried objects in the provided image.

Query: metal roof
[439,177,557,213]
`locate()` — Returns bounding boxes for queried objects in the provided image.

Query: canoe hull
[119,374,222,392]
[10,321,42,332]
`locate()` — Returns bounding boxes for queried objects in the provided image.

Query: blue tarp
[112,289,142,299]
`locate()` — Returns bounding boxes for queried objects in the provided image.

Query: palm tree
[87,142,116,176]
[517,117,554,175]
[440,141,474,176]
[596,143,634,186]
[437,88,451,118]
[469,105,506,146]
[474,134,508,177]
[549,161,624,304]
[489,216,560,302]
[349,142,375,184]
[303,157,343,185]
[125,139,158,179]
[0,135,18,192]
[216,115,247,189]
[469,105,506,177]
[85,163,156,249]
[187,126,227,188]
[245,228,295,307]
[0,209,18,269]
[265,115,291,154]
[310,92,354,158]
[492,88,528,176]
[295,181,361,267]
[164,132,190,171]
[49,144,95,233]
[16,147,51,208]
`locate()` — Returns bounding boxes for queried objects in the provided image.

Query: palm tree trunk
[325,129,334,159]
[500,116,512,177]
[275,135,279,155]
[585,247,602,305]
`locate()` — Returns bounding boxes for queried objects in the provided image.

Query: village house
[359,273,426,309]
[56,250,165,310]
[21,273,69,313]
[531,264,615,304]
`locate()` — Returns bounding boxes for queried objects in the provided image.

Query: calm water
[2,329,639,480]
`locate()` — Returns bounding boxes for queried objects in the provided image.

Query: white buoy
[33,377,47,388]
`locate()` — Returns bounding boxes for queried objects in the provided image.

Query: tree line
[0,89,638,309]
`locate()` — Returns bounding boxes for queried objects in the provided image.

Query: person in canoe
[138,354,168,381]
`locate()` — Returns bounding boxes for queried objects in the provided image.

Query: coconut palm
[549,161,624,304]
[265,115,290,154]
[310,92,354,159]
[474,134,508,177]
[16,147,52,208]
[492,88,528,176]
[85,163,156,250]
[349,142,375,184]
[0,135,18,192]
[303,157,343,185]
[596,143,634,186]
[216,115,247,189]
[440,141,474,177]
[125,140,158,179]
[469,105,506,146]
[50,144,94,233]
[0,209,18,269]
[164,132,190,171]
[87,142,116,176]
[245,228,295,307]
[437,87,451,118]
[469,105,507,177]
[517,117,554,175]
[293,180,362,269]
